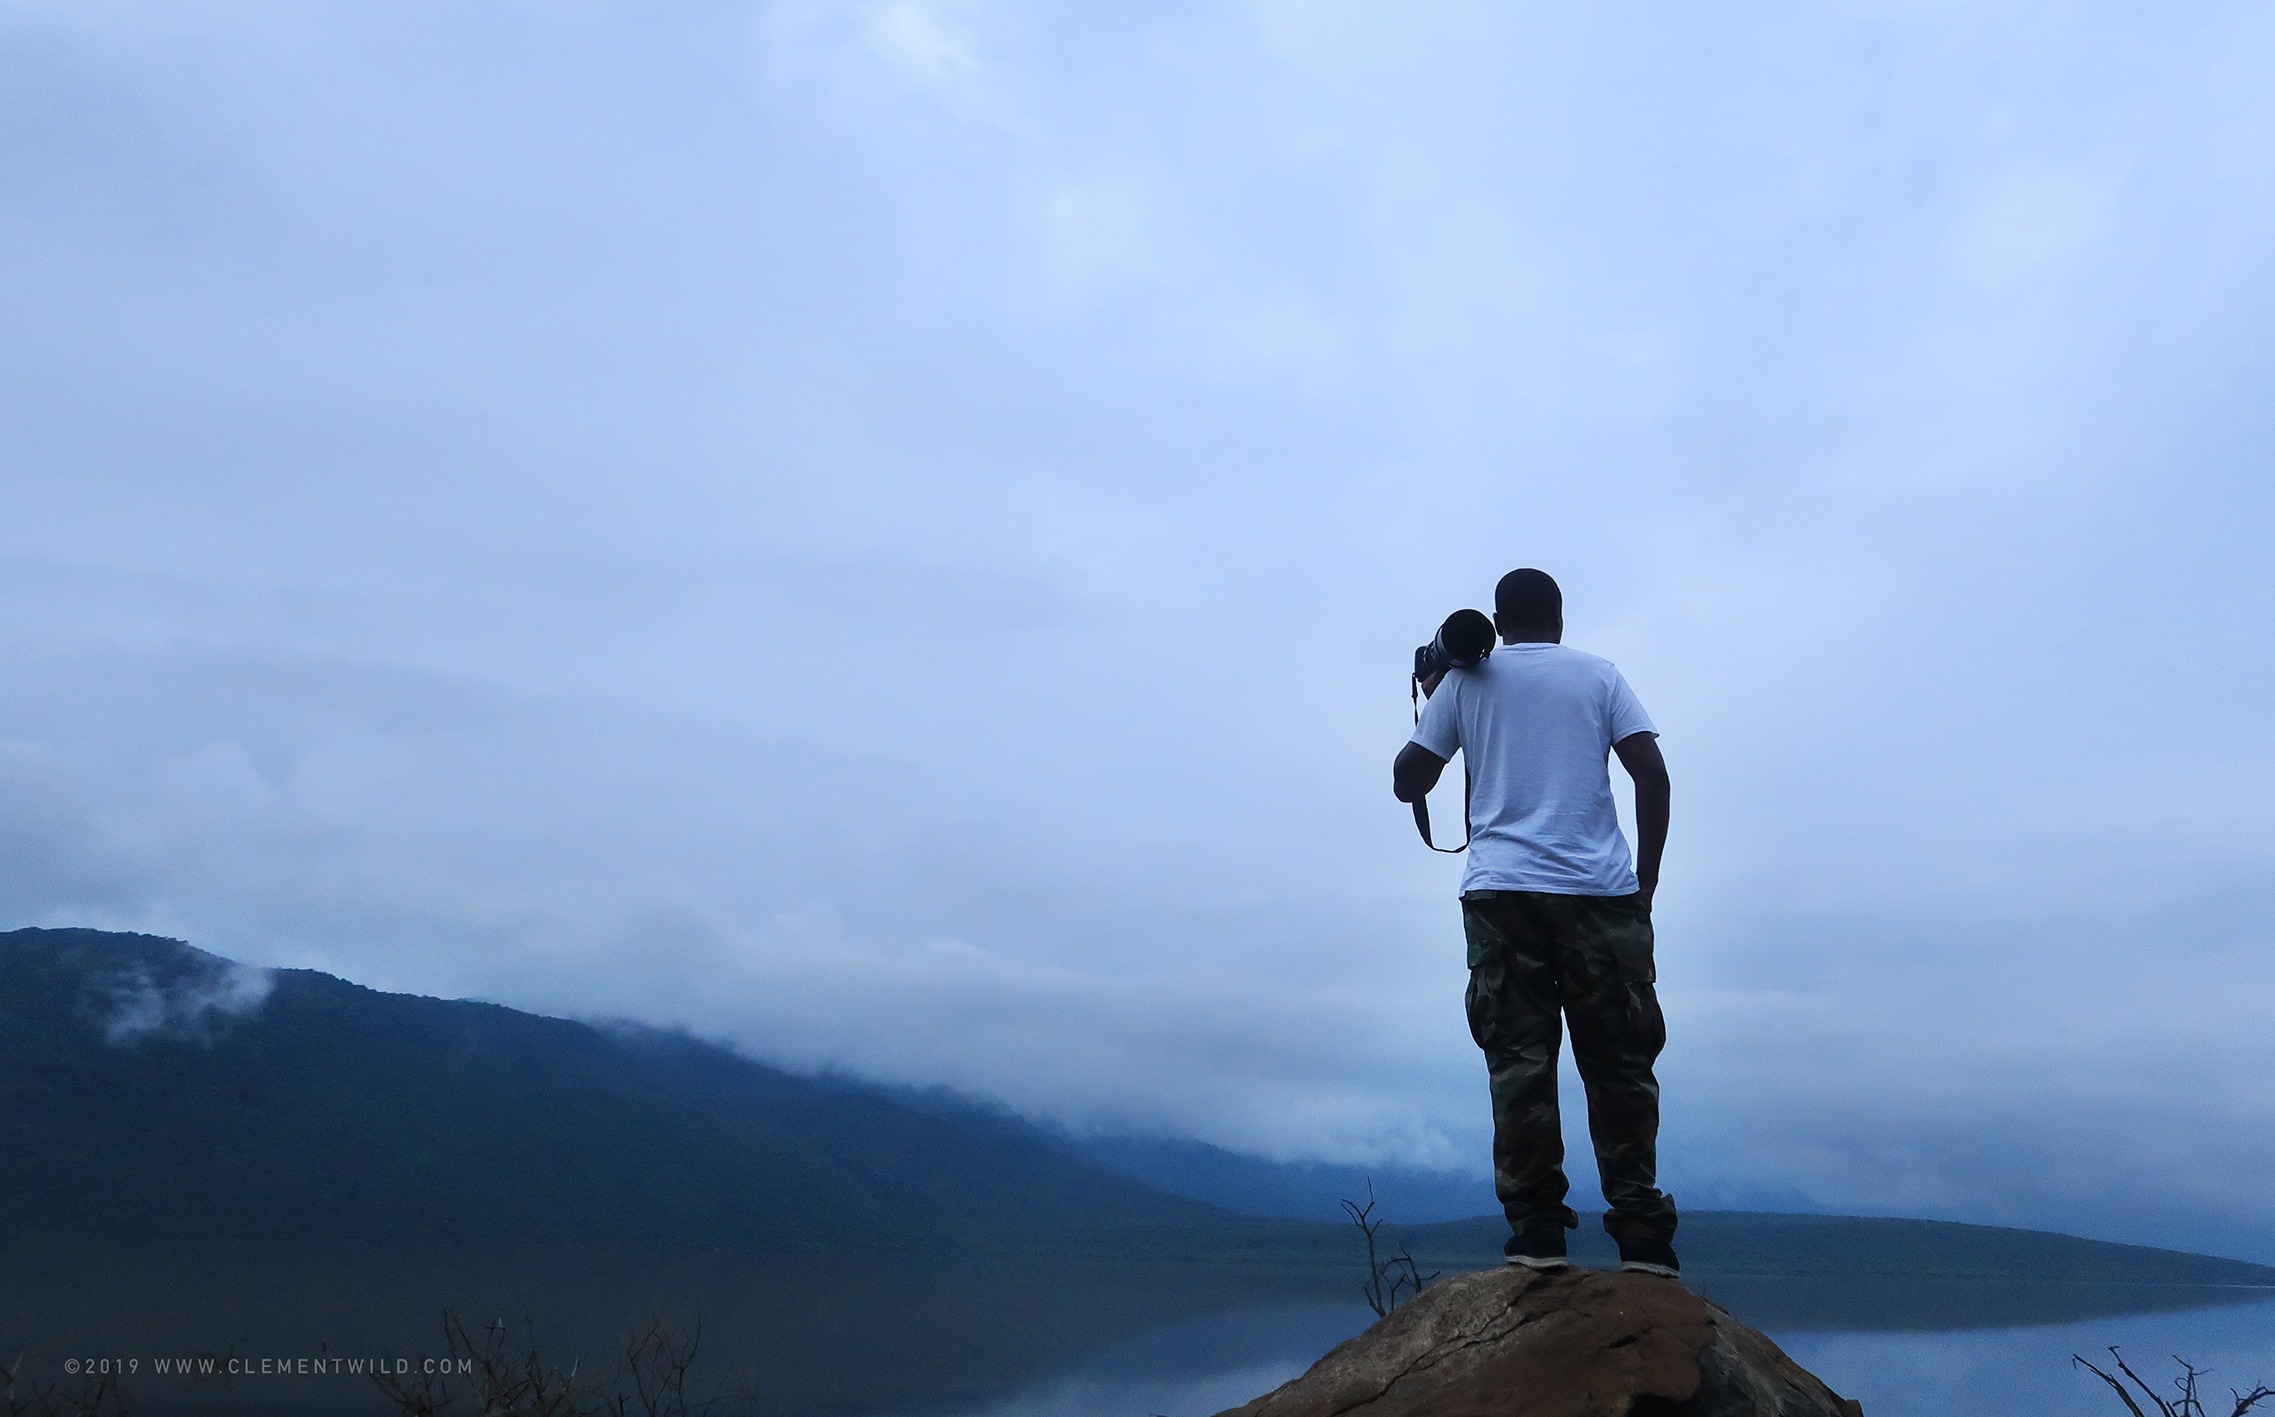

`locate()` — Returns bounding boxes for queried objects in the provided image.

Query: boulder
[1213,1267,1863,1417]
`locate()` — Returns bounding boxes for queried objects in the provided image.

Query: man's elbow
[1392,745,1445,802]
[1391,761,1421,802]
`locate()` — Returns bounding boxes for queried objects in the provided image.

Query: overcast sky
[5,0,2274,1259]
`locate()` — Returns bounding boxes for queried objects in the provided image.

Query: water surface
[8,1245,2271,1416]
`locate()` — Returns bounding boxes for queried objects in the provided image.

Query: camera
[1412,608,1496,687]
[1407,607,1495,853]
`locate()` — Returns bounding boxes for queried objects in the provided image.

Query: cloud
[98,956,275,1046]
[4,0,2275,1256]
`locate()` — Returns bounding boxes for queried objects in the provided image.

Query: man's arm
[1613,731,1669,909]
[1393,742,1447,803]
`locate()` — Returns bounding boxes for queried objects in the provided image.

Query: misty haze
[4,4,2275,1416]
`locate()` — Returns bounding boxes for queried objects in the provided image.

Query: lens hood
[1435,608,1496,667]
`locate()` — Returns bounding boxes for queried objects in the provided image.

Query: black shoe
[1504,1225,1572,1271]
[1616,1236,1680,1278]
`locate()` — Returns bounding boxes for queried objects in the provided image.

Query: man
[1393,568,1679,1277]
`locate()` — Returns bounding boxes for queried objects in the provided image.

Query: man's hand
[1613,732,1668,912]
[1393,742,1447,803]
[1417,669,1447,699]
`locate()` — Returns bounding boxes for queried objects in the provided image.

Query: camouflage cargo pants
[1462,889,1678,1246]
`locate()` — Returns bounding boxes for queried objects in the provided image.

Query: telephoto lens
[1414,608,1496,684]
[1434,608,1495,666]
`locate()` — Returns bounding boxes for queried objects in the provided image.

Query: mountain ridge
[8,925,2275,1295]
[0,925,1235,1256]
[866,1078,1499,1222]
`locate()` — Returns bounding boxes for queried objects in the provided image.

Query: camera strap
[1408,675,1472,853]
[1410,774,1473,853]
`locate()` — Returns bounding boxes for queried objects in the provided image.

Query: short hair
[1495,568,1562,625]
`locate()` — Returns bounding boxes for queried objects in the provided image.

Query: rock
[1213,1267,1863,1417]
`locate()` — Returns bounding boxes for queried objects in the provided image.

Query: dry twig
[1,1354,132,1417]
[372,1309,753,1417]
[2075,1347,2275,1417]
[1341,1181,1439,1318]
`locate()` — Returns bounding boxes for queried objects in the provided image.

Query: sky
[4,0,2275,1259]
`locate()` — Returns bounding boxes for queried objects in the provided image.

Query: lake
[6,1246,2272,1415]
[921,1283,2275,1417]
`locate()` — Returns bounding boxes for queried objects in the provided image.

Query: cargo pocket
[1603,895,1657,986]
[1464,967,1496,1051]
[1461,902,1507,1049]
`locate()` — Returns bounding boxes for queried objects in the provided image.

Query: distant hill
[8,925,2274,1309]
[0,927,1235,1256]
[1400,1213,2275,1286]
[1060,1134,1494,1222]
[871,1082,1497,1222]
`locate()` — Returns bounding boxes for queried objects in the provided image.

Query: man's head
[1494,568,1563,644]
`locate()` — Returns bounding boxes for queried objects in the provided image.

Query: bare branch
[2079,1354,2154,1417]
[2082,1349,2275,1417]
[368,1307,750,1417]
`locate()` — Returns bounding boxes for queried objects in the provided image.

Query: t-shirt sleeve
[1606,667,1657,743]
[1409,675,1463,759]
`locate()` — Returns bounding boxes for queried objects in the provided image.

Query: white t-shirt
[1408,641,1657,897]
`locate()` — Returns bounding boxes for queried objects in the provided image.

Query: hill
[7,925,2275,1308]
[871,1081,1498,1221]
[0,926,1236,1256]
[1399,1213,2275,1286]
